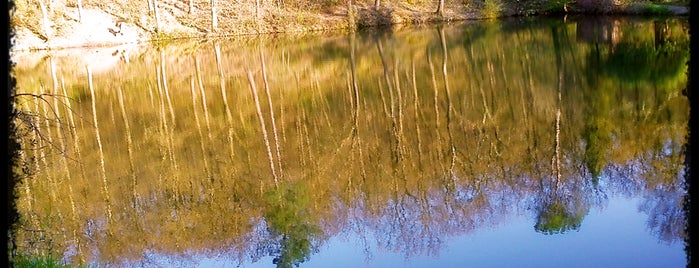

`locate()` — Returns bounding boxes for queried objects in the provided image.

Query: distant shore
[9,1,689,52]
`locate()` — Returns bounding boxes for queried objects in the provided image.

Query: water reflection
[10,16,688,266]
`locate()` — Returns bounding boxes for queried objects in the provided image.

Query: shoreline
[9,2,689,53]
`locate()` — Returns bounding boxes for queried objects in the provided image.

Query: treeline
[10,0,687,43]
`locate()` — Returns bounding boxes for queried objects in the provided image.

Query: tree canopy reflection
[10,16,688,266]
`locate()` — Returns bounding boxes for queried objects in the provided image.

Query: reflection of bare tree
[87,65,113,223]
[439,27,457,191]
[11,18,688,265]
[248,71,280,188]
[260,46,285,179]
[215,43,237,164]
[640,183,685,244]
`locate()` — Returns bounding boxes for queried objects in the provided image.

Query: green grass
[12,255,70,268]
[651,1,690,7]
[642,3,674,15]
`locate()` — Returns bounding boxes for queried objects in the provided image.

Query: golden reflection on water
[11,16,688,266]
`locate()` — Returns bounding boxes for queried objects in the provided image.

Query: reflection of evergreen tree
[264,183,323,268]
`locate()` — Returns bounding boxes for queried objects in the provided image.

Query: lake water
[10,16,688,267]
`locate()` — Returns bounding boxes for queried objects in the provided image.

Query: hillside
[9,0,689,51]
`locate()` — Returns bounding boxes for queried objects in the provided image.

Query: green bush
[482,0,503,18]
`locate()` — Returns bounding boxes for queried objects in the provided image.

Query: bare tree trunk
[347,0,355,29]
[375,0,380,9]
[436,0,445,16]
[189,0,193,13]
[38,0,51,39]
[77,0,83,22]
[211,0,218,32]
[147,0,153,13]
[152,0,161,33]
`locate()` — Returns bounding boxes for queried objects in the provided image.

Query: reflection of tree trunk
[411,61,424,165]
[155,65,178,196]
[439,27,457,185]
[37,84,67,240]
[60,76,85,182]
[19,89,40,231]
[260,47,284,179]
[17,134,37,230]
[54,88,84,263]
[87,66,113,223]
[551,26,563,189]
[190,77,211,185]
[350,33,359,132]
[349,32,367,184]
[160,51,176,124]
[156,64,179,178]
[215,44,236,162]
[427,51,443,165]
[195,55,213,141]
[247,71,280,187]
[654,20,669,49]
[377,39,401,165]
[394,58,406,162]
[117,87,138,208]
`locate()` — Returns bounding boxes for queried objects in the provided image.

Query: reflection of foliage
[603,43,687,85]
[582,90,611,179]
[583,122,610,179]
[10,16,688,266]
[535,201,587,235]
[264,184,323,268]
[639,187,686,244]
[592,19,688,87]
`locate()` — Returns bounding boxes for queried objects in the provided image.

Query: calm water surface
[11,16,688,267]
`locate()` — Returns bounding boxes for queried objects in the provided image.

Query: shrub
[482,0,503,18]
